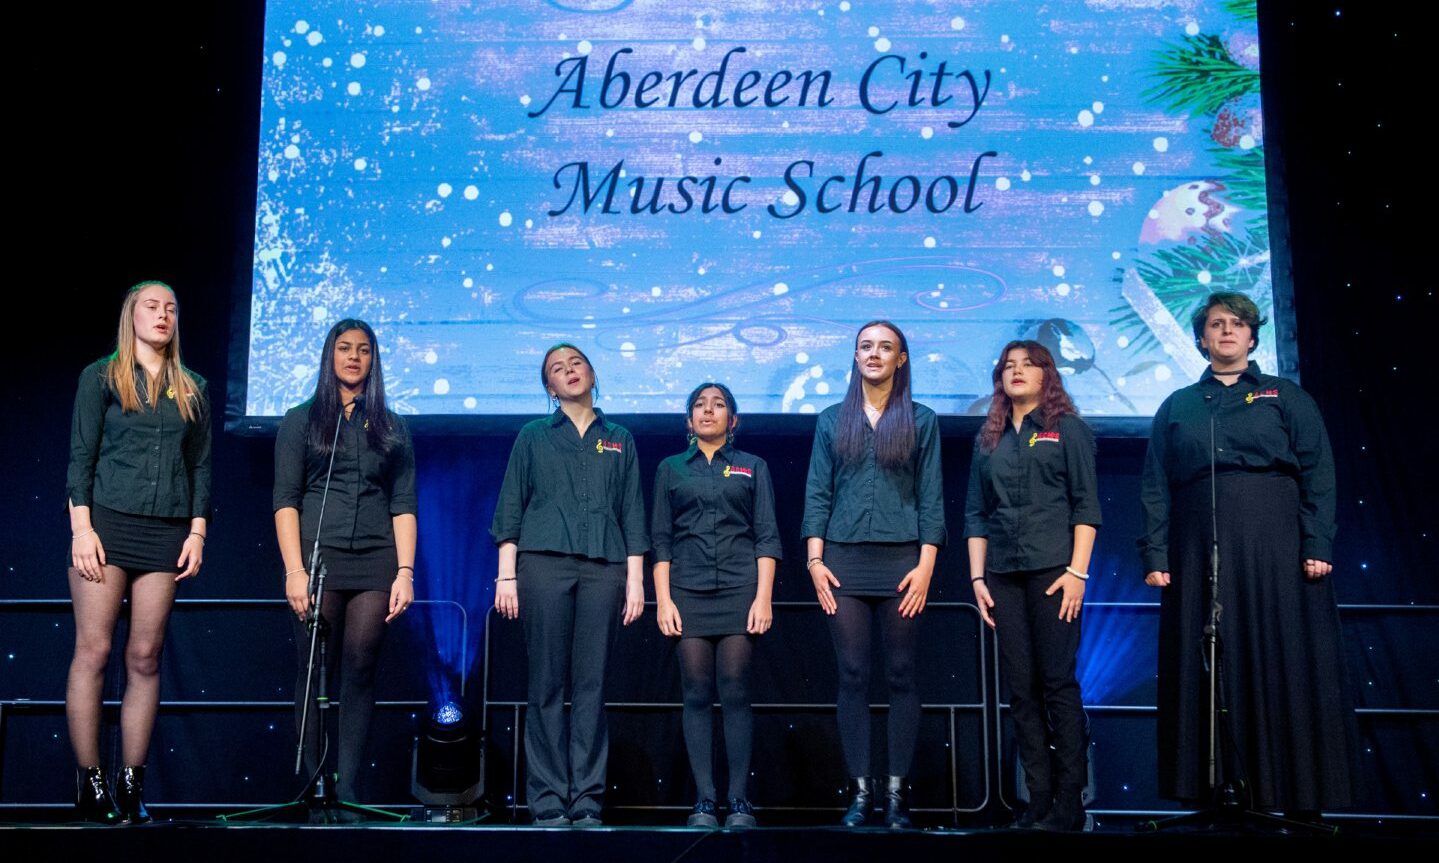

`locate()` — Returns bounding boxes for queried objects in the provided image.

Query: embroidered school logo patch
[596,438,624,454]
[1245,389,1280,404]
[1029,432,1061,447]
[723,464,753,478]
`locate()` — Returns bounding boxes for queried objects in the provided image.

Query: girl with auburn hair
[66,281,212,824]
[964,340,1101,831]
[802,320,946,828]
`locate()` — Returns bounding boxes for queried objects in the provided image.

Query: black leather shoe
[115,766,151,824]
[840,777,873,827]
[883,776,912,829]
[687,799,719,828]
[1007,793,1051,829]
[75,766,124,825]
[1035,792,1085,832]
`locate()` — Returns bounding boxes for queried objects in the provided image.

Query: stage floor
[3,813,1435,861]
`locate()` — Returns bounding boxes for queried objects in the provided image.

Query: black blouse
[651,444,782,591]
[489,409,648,564]
[802,402,947,546]
[1138,361,1337,572]
[272,402,417,551]
[963,411,1102,573]
[67,358,212,519]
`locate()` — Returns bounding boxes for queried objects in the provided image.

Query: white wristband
[1065,566,1089,581]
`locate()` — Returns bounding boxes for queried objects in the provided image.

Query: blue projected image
[244,1,1277,419]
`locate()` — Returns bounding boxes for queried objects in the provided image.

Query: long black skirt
[1158,472,1357,810]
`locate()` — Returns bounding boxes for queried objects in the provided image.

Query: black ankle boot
[1008,792,1051,829]
[883,776,912,829]
[840,777,873,827]
[1035,790,1085,832]
[75,766,123,825]
[115,766,151,824]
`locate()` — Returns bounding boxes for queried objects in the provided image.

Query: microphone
[296,390,354,775]
[350,393,366,409]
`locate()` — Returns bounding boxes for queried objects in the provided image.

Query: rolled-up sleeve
[619,432,649,556]
[801,416,835,539]
[489,429,532,546]
[1063,416,1102,528]
[185,376,213,520]
[272,410,307,512]
[752,457,783,560]
[962,441,989,539]
[66,364,107,510]
[915,409,947,546]
[388,417,418,516]
[650,461,674,563]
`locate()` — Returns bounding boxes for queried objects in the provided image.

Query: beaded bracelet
[1065,566,1090,581]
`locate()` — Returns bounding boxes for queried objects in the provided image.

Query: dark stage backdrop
[3,2,1433,818]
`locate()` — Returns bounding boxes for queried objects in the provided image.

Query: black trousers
[988,565,1087,801]
[517,552,626,818]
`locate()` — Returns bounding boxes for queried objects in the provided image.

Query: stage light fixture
[411,700,484,822]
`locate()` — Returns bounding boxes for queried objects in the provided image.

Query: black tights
[827,595,919,778]
[677,634,754,801]
[292,589,390,801]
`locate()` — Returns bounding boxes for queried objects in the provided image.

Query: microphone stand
[223,395,404,823]
[1142,385,1330,835]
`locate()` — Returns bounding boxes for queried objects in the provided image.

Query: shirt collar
[1013,407,1044,432]
[548,406,609,429]
[684,442,733,463]
[1200,360,1262,386]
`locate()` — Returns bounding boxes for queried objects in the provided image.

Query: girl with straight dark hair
[802,320,946,828]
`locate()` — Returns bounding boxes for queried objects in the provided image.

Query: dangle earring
[687,432,698,446]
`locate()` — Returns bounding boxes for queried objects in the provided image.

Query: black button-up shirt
[651,445,782,591]
[67,358,212,519]
[272,402,418,551]
[802,402,947,546]
[963,411,1102,573]
[1138,361,1337,572]
[490,409,649,563]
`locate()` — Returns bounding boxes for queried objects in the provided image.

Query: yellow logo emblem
[166,385,176,400]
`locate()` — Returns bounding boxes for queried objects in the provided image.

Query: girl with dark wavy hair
[802,321,946,828]
[273,318,418,806]
[964,340,1101,831]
